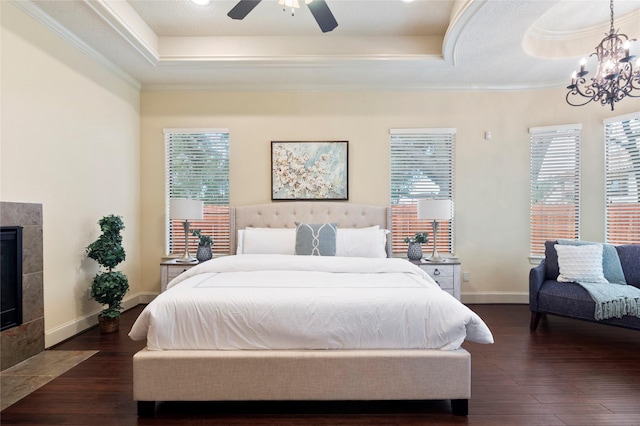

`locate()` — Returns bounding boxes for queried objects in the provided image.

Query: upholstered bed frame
[133,202,471,416]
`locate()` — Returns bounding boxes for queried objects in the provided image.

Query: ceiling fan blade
[307,0,338,33]
[228,0,262,20]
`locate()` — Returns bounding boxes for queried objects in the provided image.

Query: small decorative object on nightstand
[160,259,199,292]
[192,229,213,262]
[404,232,429,261]
[409,259,461,300]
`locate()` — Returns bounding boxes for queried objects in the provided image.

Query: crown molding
[10,0,141,90]
[141,79,564,92]
[443,0,489,66]
[529,9,640,42]
[83,0,159,66]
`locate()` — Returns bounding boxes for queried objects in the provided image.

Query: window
[604,112,640,245]
[529,124,581,257]
[165,129,230,255]
[390,128,455,255]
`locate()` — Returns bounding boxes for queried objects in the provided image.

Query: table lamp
[170,198,203,263]
[418,199,453,262]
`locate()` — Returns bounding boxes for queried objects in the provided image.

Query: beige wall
[1,3,141,346]
[3,1,640,347]
[140,90,640,302]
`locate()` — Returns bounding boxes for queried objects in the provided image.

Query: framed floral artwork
[271,141,348,201]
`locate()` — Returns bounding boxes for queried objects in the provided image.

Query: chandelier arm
[566,92,595,107]
[629,74,640,93]
[566,79,599,106]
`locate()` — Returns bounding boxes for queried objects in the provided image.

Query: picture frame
[271,141,348,201]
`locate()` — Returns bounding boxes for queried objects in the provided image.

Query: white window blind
[165,129,230,255]
[390,129,455,255]
[604,112,640,245]
[529,124,581,256]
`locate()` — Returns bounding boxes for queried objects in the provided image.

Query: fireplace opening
[1,226,23,332]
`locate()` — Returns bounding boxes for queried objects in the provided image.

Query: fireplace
[1,226,23,331]
[1,202,44,371]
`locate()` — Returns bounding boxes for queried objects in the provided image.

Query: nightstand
[409,259,461,300]
[160,259,198,292]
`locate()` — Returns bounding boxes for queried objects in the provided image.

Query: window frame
[164,128,230,256]
[604,112,640,245]
[389,128,455,256]
[529,123,582,259]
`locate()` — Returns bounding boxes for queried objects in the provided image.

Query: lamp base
[423,255,449,263]
[175,219,198,263]
[424,247,448,262]
[175,256,198,264]
[424,220,448,263]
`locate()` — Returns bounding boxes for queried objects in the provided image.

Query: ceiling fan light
[279,0,300,15]
[279,0,300,9]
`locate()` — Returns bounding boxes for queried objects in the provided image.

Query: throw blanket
[574,281,640,321]
[558,240,640,320]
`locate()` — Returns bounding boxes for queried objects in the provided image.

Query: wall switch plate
[463,272,470,282]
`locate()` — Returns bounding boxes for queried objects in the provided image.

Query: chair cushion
[538,280,595,320]
[538,279,640,329]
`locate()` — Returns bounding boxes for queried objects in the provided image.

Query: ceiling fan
[227,0,339,33]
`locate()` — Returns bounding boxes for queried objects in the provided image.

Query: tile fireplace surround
[0,202,44,371]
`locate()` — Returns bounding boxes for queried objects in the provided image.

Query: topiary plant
[86,215,129,320]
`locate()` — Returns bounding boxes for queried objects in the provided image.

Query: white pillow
[236,230,244,254]
[336,226,388,258]
[240,228,296,255]
[236,228,280,254]
[237,226,389,257]
[555,244,608,284]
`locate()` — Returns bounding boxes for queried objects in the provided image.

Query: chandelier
[566,0,640,111]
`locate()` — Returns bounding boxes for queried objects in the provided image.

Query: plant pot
[98,315,119,334]
[196,243,212,262]
[407,241,423,260]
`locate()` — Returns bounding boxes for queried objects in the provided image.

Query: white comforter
[129,255,494,351]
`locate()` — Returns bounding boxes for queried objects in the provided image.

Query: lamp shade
[170,199,203,220]
[417,199,453,221]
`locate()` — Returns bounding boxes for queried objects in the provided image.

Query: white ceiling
[14,0,640,90]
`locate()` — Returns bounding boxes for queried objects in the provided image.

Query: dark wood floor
[1,304,639,425]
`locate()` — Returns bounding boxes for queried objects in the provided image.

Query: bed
[130,202,493,416]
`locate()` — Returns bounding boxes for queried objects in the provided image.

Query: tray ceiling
[13,0,640,90]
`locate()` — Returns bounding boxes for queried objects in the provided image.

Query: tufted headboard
[230,202,392,257]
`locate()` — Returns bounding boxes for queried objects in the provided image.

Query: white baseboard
[461,292,529,304]
[44,292,158,348]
